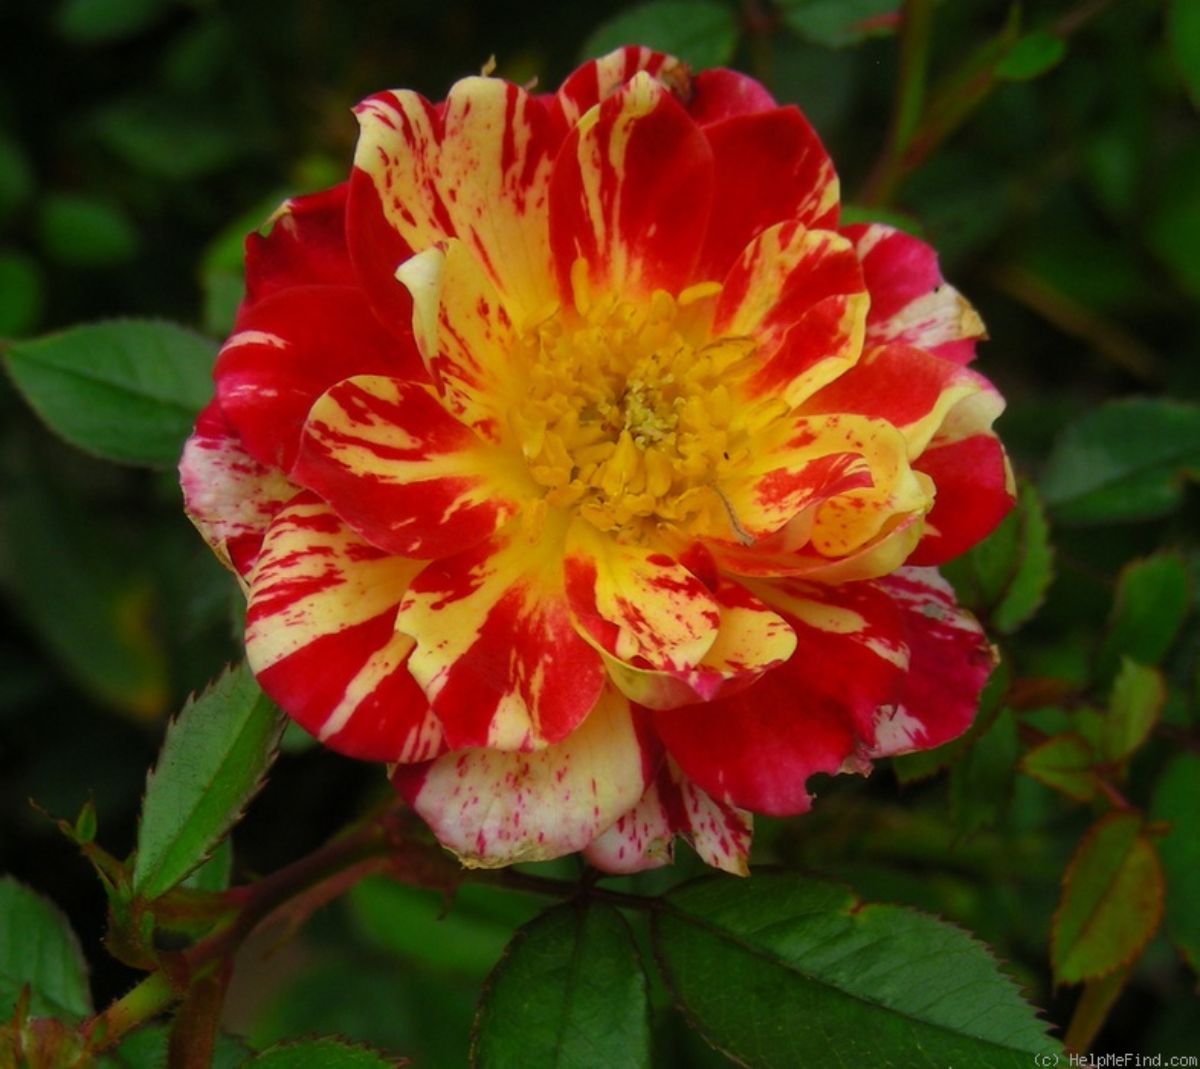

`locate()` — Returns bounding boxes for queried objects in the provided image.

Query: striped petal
[293,375,527,558]
[245,495,442,762]
[846,223,985,365]
[695,107,839,280]
[564,520,720,674]
[243,184,356,309]
[584,759,753,876]
[802,342,1001,456]
[600,572,797,710]
[869,568,995,755]
[714,221,867,407]
[549,71,714,301]
[392,688,653,867]
[179,400,296,581]
[435,77,562,320]
[396,239,516,436]
[352,89,454,256]
[718,413,926,545]
[654,579,907,814]
[556,46,680,126]
[396,520,606,751]
[214,285,418,472]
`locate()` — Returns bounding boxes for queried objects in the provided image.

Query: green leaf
[1052,811,1163,985]
[1151,753,1200,972]
[37,193,140,267]
[1102,659,1165,763]
[1019,733,1096,802]
[1096,555,1192,685]
[0,132,35,224]
[347,877,540,979]
[92,100,244,181]
[1040,399,1200,525]
[995,31,1066,81]
[0,878,92,1021]
[4,319,217,467]
[778,0,899,48]
[580,2,739,69]
[1167,0,1200,107]
[243,1038,397,1069]
[653,875,1058,1067]
[1148,144,1200,298]
[97,1025,248,1069]
[942,480,1053,634]
[472,903,650,1069]
[56,0,171,43]
[133,663,284,899]
[181,836,233,893]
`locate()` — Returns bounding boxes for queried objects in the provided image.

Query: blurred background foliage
[0,0,1197,1064]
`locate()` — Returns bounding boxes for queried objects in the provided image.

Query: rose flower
[180,46,1013,875]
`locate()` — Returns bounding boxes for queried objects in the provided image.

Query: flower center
[509,263,761,539]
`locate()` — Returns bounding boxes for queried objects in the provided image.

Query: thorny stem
[78,805,653,1058]
[858,0,1121,208]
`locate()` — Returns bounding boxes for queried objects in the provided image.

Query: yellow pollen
[509,263,763,539]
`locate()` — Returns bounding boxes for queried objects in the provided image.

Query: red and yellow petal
[549,71,714,301]
[714,221,867,406]
[392,688,654,867]
[802,342,1001,456]
[292,375,528,559]
[396,239,516,436]
[245,495,442,762]
[214,285,419,473]
[869,567,995,754]
[436,77,563,320]
[716,412,924,545]
[599,573,796,710]
[396,519,606,751]
[564,520,720,674]
[351,89,454,256]
[556,46,680,126]
[846,223,985,365]
[179,400,297,581]
[243,184,356,310]
[695,107,838,280]
[655,579,907,814]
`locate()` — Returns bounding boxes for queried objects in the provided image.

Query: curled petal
[846,222,985,365]
[600,574,797,710]
[245,495,443,762]
[215,285,418,472]
[550,71,714,300]
[293,375,528,558]
[564,520,720,674]
[396,520,606,751]
[393,688,654,867]
[715,221,867,407]
[869,567,996,755]
[179,400,296,581]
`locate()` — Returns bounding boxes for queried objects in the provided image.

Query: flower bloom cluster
[180,47,1013,873]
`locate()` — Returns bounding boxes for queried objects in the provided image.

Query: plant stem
[82,972,175,1051]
